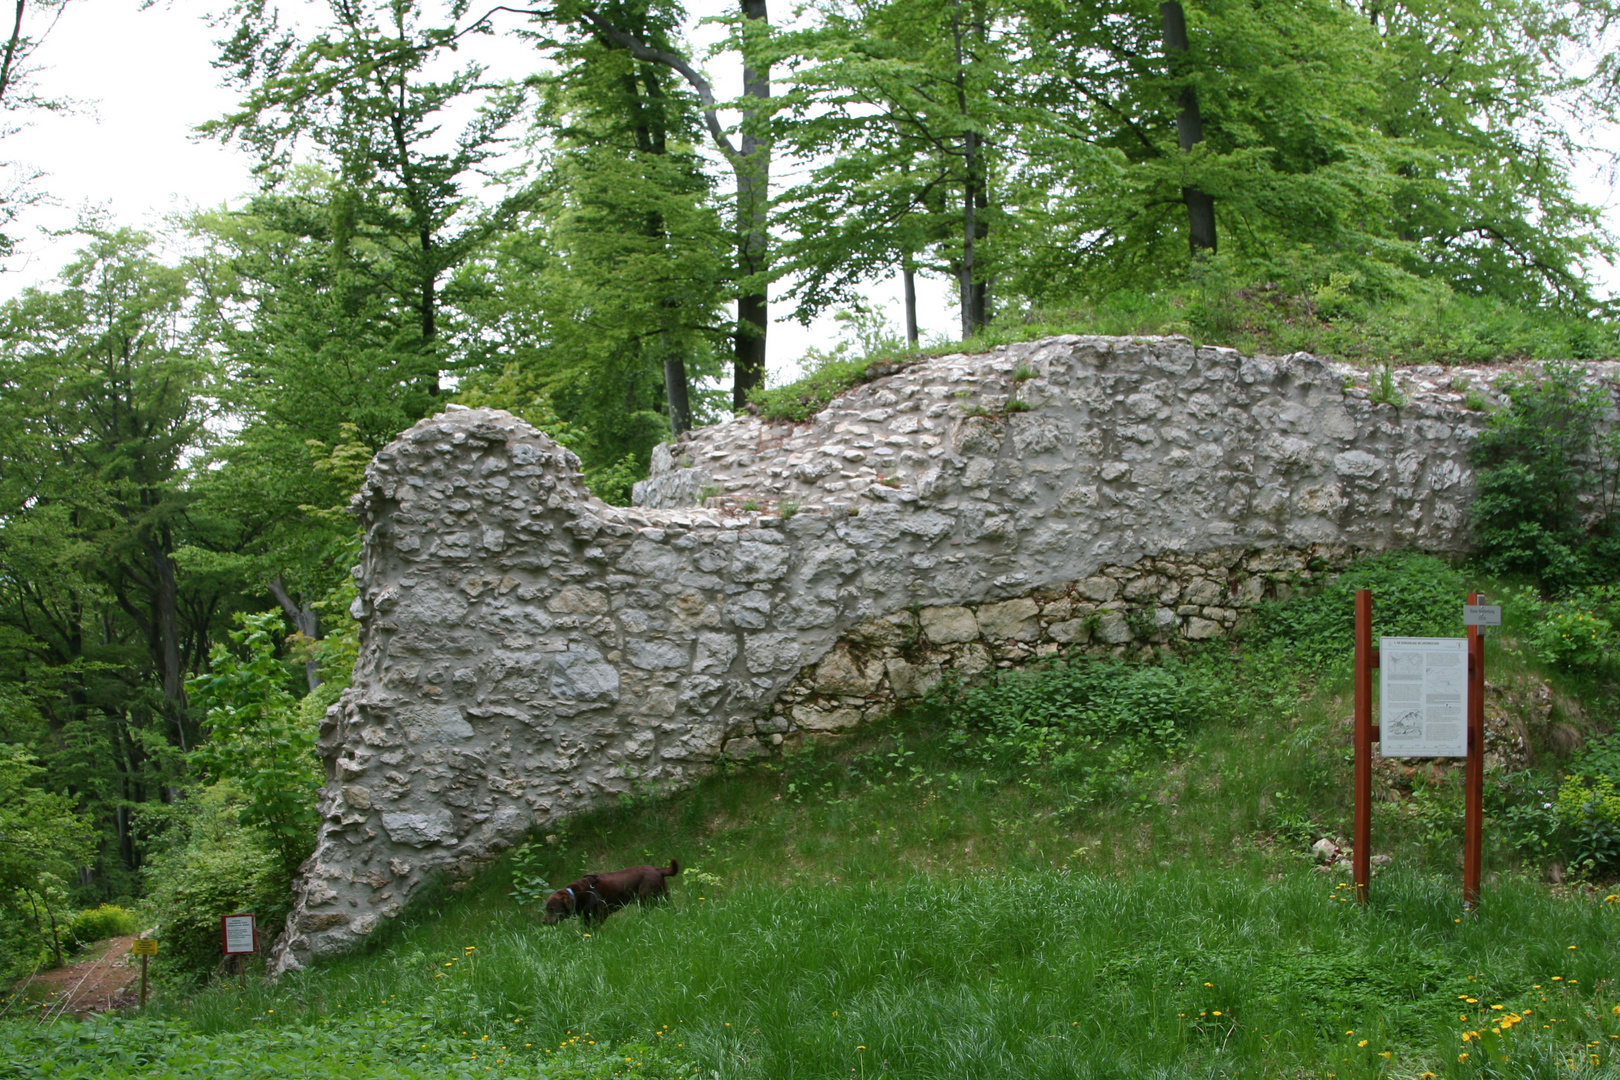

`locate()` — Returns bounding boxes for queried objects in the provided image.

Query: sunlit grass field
[11,695,1620,1080]
[9,555,1620,1080]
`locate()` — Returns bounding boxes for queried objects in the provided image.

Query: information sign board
[1463,604,1502,627]
[130,939,158,956]
[221,913,257,955]
[1379,636,1468,757]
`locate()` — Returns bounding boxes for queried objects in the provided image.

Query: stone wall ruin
[273,335,1524,973]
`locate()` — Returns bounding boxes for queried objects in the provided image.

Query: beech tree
[775,0,1013,339]
[544,0,775,406]
[207,0,535,392]
[454,2,729,493]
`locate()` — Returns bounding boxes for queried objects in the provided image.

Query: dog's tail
[664,859,680,877]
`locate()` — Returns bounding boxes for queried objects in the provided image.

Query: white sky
[0,0,1612,383]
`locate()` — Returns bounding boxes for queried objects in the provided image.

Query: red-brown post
[1353,588,1373,901]
[1464,591,1485,906]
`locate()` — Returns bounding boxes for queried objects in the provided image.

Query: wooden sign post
[1352,588,1490,906]
[130,937,158,1006]
[1464,592,1486,906]
[221,913,257,975]
[1352,589,1374,902]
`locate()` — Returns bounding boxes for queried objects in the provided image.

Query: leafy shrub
[187,612,321,878]
[507,841,551,908]
[66,904,138,948]
[142,783,289,981]
[1247,553,1471,668]
[1469,364,1619,591]
[1555,734,1620,873]
[1509,584,1620,677]
[939,657,1216,773]
[1554,776,1620,873]
[1488,772,1564,861]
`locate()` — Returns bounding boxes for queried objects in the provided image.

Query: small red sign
[221,913,257,955]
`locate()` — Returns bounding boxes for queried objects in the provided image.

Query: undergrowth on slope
[9,554,1620,1079]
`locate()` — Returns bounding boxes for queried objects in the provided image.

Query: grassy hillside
[7,556,1620,1079]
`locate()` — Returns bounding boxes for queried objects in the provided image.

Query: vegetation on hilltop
[2,0,1620,1068]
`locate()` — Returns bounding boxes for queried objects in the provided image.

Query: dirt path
[12,936,141,1018]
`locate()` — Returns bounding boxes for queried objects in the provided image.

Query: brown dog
[542,860,679,925]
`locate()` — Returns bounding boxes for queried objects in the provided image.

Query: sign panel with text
[1379,636,1468,757]
[221,913,257,955]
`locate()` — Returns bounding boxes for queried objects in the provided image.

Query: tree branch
[462,3,739,160]
[575,6,738,160]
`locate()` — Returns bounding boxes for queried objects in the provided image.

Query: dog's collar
[564,886,577,910]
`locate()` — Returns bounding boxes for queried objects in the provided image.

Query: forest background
[1,0,1619,981]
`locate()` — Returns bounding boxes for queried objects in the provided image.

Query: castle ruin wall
[272,335,1512,973]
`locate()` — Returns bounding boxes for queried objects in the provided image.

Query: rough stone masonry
[273,335,1522,973]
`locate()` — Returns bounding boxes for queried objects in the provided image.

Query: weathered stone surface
[976,598,1040,641]
[920,606,980,644]
[274,336,1587,975]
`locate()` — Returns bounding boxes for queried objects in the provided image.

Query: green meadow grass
[9,561,1620,1080]
[11,702,1620,1080]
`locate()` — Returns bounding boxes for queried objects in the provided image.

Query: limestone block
[953,642,994,677]
[975,598,1040,640]
[921,606,980,644]
[793,705,864,731]
[1076,576,1120,602]
[722,737,768,761]
[1048,618,1092,644]
[1122,575,1164,602]
[625,639,690,671]
[744,633,803,673]
[812,648,884,696]
[399,704,474,742]
[1040,597,1075,622]
[886,657,942,699]
[693,632,739,675]
[546,586,609,615]
[733,541,791,582]
[844,611,917,648]
[1234,576,1266,605]
[380,809,455,847]
[1093,613,1134,645]
[1183,578,1224,606]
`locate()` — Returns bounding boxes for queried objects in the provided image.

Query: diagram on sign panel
[1387,652,1425,677]
[1387,710,1423,739]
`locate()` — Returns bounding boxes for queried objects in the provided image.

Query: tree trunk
[421,235,443,395]
[269,575,323,692]
[1160,1,1216,254]
[733,0,771,409]
[662,335,692,435]
[572,4,771,405]
[902,258,919,346]
[951,0,990,339]
[147,526,187,749]
[39,892,63,967]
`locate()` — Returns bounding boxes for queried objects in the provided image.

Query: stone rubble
[274,334,1513,973]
